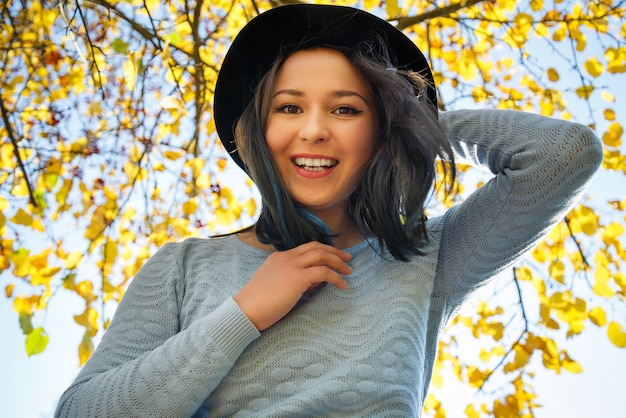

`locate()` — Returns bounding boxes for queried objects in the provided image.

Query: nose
[298,110,329,143]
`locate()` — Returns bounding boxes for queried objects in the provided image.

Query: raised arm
[55,243,260,417]
[436,109,603,314]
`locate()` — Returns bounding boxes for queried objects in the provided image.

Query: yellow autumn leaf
[196,172,211,189]
[84,206,108,241]
[604,108,616,121]
[170,217,191,237]
[10,208,33,226]
[442,50,457,64]
[13,295,40,315]
[588,306,607,327]
[605,46,626,73]
[163,150,183,160]
[11,248,31,277]
[593,265,615,297]
[79,332,94,366]
[465,404,481,418]
[571,28,587,51]
[467,366,489,388]
[5,283,15,298]
[516,266,533,281]
[602,221,624,245]
[607,322,626,348]
[74,307,99,336]
[614,272,626,294]
[552,27,566,42]
[385,0,400,18]
[584,57,604,77]
[103,240,118,265]
[601,90,616,102]
[569,205,598,235]
[244,198,257,217]
[562,352,582,373]
[183,198,198,216]
[541,338,561,374]
[575,85,594,99]
[601,149,622,170]
[530,0,543,12]
[62,273,76,291]
[546,67,559,81]
[123,52,137,91]
[602,122,623,148]
[548,260,565,284]
[75,280,97,303]
[423,393,444,416]
[504,343,531,372]
[472,85,490,102]
[64,251,83,270]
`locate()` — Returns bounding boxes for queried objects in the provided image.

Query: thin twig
[477,268,529,392]
[0,97,38,207]
[563,216,591,269]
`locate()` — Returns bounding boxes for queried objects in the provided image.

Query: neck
[238,217,365,251]
[312,207,364,249]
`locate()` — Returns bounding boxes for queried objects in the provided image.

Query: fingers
[305,266,348,289]
[289,241,353,276]
[234,241,353,331]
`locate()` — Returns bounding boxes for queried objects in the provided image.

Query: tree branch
[74,0,105,95]
[85,0,161,50]
[478,268,529,392]
[0,97,38,207]
[394,0,488,30]
[564,216,592,269]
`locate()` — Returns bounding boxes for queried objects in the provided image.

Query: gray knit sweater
[55,109,603,417]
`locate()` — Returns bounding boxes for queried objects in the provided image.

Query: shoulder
[135,236,243,284]
[156,235,243,268]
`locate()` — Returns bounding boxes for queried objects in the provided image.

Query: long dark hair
[234,40,456,261]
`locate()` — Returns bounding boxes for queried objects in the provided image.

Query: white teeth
[293,157,337,170]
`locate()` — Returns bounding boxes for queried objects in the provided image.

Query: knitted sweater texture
[55,109,602,417]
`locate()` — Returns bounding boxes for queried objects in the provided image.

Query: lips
[292,157,338,172]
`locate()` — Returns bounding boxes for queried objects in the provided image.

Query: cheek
[264,116,292,154]
[264,124,282,156]
[352,129,377,166]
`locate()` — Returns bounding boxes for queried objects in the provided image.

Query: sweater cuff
[204,297,260,363]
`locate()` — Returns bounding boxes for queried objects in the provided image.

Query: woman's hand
[234,241,352,331]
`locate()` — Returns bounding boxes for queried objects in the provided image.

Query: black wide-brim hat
[213,4,435,173]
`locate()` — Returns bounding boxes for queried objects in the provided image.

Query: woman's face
[265,48,377,224]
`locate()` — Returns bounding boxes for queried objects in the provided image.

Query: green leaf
[163,32,181,45]
[19,313,33,335]
[112,38,129,54]
[25,326,49,356]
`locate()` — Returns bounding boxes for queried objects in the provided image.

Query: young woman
[55,4,602,417]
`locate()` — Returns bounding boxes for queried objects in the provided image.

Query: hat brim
[213,4,435,173]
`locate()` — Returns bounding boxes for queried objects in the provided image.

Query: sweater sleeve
[54,242,261,418]
[435,109,603,318]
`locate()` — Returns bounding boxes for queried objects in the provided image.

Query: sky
[1,3,626,418]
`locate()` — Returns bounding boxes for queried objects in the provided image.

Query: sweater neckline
[232,234,373,258]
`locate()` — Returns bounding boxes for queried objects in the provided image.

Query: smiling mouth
[293,157,338,172]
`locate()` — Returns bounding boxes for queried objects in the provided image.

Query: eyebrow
[273,89,370,105]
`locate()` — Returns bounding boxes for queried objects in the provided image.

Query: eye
[276,104,301,114]
[333,106,362,115]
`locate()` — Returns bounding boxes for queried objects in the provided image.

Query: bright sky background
[1,4,625,418]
